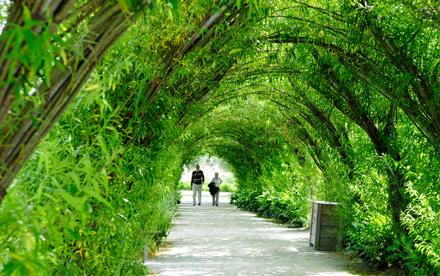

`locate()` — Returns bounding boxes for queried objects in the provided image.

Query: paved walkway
[145,191,358,276]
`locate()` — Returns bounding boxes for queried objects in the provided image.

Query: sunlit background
[180,155,235,185]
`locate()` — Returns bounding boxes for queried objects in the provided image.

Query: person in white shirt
[211,172,222,206]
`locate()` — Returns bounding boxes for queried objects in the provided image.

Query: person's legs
[215,190,220,206]
[197,185,202,204]
[212,195,215,206]
[192,184,197,205]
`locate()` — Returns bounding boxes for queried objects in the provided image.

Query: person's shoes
[216,204,219,206]
[193,204,195,206]
[198,203,201,206]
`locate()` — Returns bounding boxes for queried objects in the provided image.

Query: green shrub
[219,182,237,192]
[177,181,236,192]
[343,218,394,270]
[177,181,192,190]
[339,182,440,275]
[230,189,305,225]
[387,184,440,275]
[388,235,438,276]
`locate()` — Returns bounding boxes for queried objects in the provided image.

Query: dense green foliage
[230,190,305,225]
[1,0,440,275]
[0,82,182,274]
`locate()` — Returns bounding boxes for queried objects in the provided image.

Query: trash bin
[309,201,339,251]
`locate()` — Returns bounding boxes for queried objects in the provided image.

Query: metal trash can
[309,201,339,251]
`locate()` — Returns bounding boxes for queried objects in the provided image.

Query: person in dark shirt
[191,165,204,206]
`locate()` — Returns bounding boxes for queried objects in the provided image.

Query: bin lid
[312,201,339,205]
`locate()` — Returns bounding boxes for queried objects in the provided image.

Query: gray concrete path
[145,191,358,276]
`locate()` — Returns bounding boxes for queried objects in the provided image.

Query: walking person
[191,165,204,206]
[211,172,222,206]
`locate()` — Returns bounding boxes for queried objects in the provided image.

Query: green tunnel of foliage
[1,0,440,275]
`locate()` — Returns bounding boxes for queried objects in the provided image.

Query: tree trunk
[0,1,147,203]
[312,52,409,235]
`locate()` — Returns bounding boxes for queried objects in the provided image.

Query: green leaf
[22,4,32,22]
